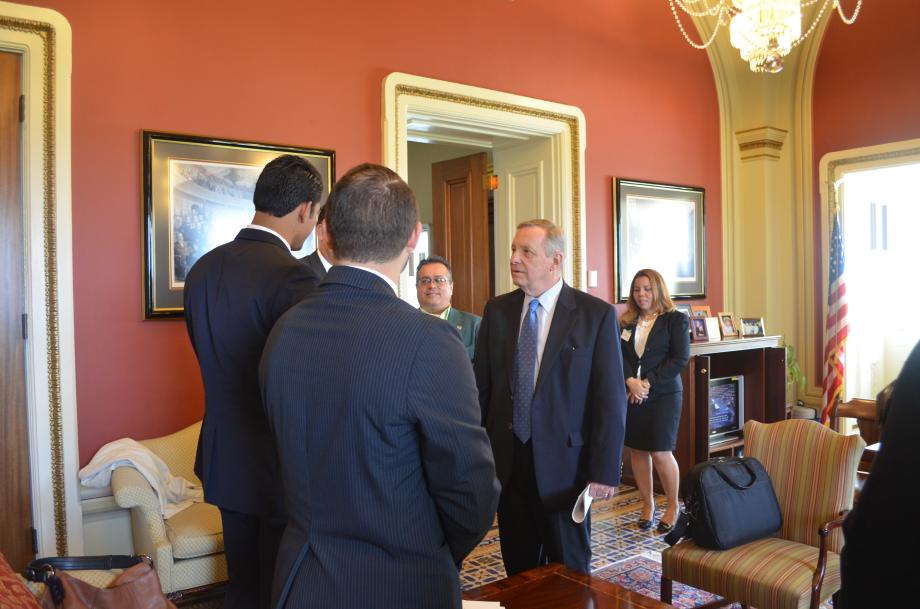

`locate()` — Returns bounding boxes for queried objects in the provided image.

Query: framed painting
[142,131,335,319]
[613,178,705,302]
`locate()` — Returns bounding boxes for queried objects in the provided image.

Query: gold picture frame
[142,131,335,319]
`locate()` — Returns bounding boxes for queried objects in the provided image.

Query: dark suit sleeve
[271,262,320,320]
[409,319,500,565]
[473,302,493,427]
[587,305,628,485]
[644,312,690,386]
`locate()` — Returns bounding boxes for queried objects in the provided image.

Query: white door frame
[382,73,587,299]
[1,1,80,557]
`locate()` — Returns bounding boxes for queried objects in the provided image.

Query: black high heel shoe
[656,519,674,533]
[637,508,655,530]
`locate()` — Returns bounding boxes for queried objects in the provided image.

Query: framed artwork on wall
[612,178,705,302]
[142,131,335,319]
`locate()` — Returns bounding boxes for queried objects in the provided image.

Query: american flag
[821,210,849,424]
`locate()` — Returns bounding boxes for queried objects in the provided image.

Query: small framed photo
[741,317,766,337]
[691,305,712,318]
[704,317,722,343]
[690,317,709,342]
[718,312,740,339]
[142,131,335,319]
[676,304,693,316]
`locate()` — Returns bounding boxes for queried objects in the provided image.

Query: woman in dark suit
[619,269,690,533]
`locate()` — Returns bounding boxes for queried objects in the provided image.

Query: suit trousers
[219,508,286,609]
[496,438,591,575]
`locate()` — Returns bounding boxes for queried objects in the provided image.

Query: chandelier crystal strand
[669,0,725,49]
[835,0,862,25]
[669,0,862,73]
[673,0,727,17]
[788,0,835,51]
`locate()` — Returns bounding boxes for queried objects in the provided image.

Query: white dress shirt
[343,264,398,296]
[246,223,292,253]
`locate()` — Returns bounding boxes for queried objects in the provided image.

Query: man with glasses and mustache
[416,255,481,360]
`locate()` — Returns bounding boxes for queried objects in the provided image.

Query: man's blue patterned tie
[513,299,540,443]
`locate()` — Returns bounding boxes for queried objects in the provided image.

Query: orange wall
[30,0,722,464]
[811,1,920,373]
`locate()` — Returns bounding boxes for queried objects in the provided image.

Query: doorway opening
[382,73,586,308]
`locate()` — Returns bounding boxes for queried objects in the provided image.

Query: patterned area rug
[461,488,833,608]
[593,552,726,608]
[460,485,671,589]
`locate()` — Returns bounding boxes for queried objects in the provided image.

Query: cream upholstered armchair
[111,421,227,596]
[661,419,865,609]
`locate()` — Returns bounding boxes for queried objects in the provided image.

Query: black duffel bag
[665,456,782,550]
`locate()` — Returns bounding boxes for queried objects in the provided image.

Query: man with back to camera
[260,163,500,609]
[474,219,628,575]
[302,206,333,278]
[416,255,481,359]
[183,154,324,609]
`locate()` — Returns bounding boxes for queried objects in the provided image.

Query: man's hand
[588,482,617,500]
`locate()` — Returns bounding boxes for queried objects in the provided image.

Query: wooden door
[0,50,34,570]
[431,152,490,316]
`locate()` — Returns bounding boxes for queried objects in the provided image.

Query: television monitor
[709,375,745,443]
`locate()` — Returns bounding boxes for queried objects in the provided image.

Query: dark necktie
[513,299,540,443]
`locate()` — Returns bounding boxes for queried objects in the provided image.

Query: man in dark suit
[839,338,920,608]
[301,206,332,278]
[416,255,481,359]
[261,164,500,609]
[184,155,324,609]
[474,219,628,575]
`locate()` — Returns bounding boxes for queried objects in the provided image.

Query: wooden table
[463,564,674,608]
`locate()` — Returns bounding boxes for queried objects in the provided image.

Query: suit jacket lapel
[504,291,525,389]
[534,283,576,394]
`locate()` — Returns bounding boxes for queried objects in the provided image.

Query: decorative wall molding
[736,126,788,161]
[382,73,586,297]
[0,1,79,557]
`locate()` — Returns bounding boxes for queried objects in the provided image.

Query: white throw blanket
[79,438,203,518]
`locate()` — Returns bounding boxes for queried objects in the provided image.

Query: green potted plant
[785,344,807,408]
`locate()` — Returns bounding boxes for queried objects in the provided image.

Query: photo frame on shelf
[676,304,693,316]
[718,312,740,339]
[613,178,705,302]
[741,317,766,337]
[690,317,709,342]
[142,131,335,319]
[691,305,712,318]
[705,317,723,343]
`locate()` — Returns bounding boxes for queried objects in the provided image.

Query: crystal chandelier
[668,0,862,73]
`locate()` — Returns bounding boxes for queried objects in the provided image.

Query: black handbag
[666,456,782,550]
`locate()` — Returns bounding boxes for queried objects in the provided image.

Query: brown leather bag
[23,556,176,609]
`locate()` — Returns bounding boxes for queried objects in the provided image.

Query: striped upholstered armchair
[661,419,865,609]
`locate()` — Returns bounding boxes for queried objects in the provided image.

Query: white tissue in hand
[571,485,593,523]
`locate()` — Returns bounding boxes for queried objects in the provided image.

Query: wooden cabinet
[621,336,786,489]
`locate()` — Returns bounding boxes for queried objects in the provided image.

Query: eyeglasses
[417,276,450,286]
